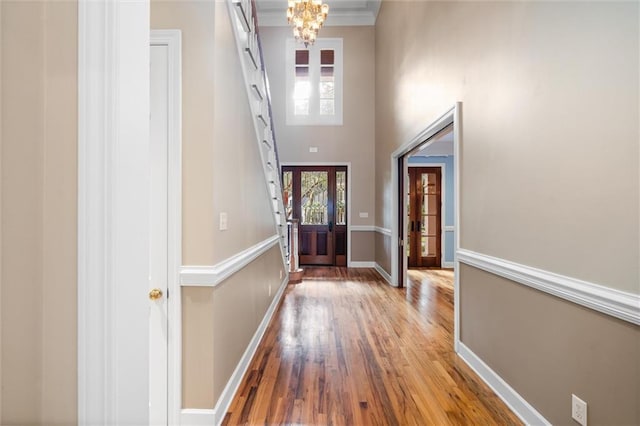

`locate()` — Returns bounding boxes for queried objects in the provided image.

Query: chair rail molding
[180,235,281,287]
[374,226,391,236]
[457,249,640,326]
[350,225,375,232]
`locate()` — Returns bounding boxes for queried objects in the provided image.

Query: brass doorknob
[149,288,163,301]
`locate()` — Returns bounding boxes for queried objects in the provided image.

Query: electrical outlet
[309,146,318,153]
[572,394,587,426]
[279,269,283,280]
[268,284,272,297]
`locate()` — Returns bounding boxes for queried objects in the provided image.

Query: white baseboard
[180,409,216,426]
[210,275,289,425]
[457,342,550,426]
[350,261,376,268]
[442,261,455,268]
[374,262,393,286]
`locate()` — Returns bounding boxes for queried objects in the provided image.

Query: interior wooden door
[282,166,347,266]
[408,167,442,267]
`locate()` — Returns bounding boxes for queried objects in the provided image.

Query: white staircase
[228,0,290,269]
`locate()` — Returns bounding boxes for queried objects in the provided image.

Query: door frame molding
[151,29,183,426]
[280,162,352,266]
[78,0,151,423]
[390,103,461,350]
[406,162,448,268]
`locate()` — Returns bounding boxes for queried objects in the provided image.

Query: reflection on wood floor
[222,267,522,425]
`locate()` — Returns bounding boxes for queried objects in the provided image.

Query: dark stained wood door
[282,166,347,266]
[408,167,442,267]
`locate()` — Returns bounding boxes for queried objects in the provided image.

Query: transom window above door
[286,38,343,126]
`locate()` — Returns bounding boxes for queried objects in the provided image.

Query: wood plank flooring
[222,267,522,425]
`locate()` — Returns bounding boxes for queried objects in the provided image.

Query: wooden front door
[408,167,442,267]
[282,166,347,266]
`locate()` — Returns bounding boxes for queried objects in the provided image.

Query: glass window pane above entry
[294,99,309,116]
[320,66,334,77]
[320,99,334,115]
[320,49,334,65]
[319,81,334,98]
[286,38,343,125]
[293,80,310,99]
[296,50,309,65]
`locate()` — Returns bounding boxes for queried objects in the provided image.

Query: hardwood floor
[222,267,522,425]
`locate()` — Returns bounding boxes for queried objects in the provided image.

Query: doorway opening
[405,124,454,273]
[282,165,348,266]
[390,104,460,349]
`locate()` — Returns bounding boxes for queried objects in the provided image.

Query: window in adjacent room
[286,38,343,126]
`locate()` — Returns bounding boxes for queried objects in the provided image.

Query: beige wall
[351,231,374,262]
[182,245,283,407]
[182,245,284,408]
[460,263,640,425]
[153,0,287,409]
[0,1,77,424]
[375,1,639,423]
[152,0,216,264]
[374,231,391,273]
[375,1,639,293]
[261,26,377,263]
[153,0,276,265]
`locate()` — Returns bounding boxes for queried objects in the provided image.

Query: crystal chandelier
[287,0,329,47]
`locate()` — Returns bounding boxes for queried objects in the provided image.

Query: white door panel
[149,43,169,425]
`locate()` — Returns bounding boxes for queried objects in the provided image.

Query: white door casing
[150,30,182,425]
[78,2,183,422]
[78,1,151,424]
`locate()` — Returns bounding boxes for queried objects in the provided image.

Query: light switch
[219,212,228,230]
[359,212,369,218]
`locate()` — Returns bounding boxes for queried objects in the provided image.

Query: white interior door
[149,42,170,425]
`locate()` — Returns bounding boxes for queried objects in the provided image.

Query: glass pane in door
[422,235,437,256]
[420,171,438,258]
[422,215,438,237]
[301,171,328,225]
[423,194,438,215]
[336,171,346,225]
[282,171,293,220]
[422,172,437,194]
[407,175,411,257]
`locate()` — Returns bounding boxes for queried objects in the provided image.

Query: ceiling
[255,0,381,26]
[410,126,454,158]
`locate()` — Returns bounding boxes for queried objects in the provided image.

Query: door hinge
[398,238,403,247]
[166,288,169,299]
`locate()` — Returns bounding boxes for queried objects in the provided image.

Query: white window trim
[286,38,343,126]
